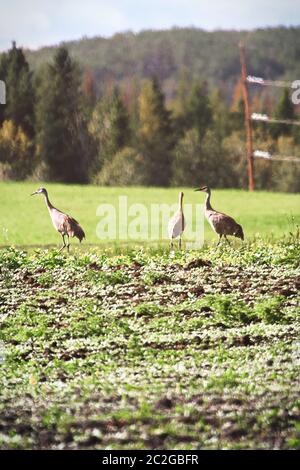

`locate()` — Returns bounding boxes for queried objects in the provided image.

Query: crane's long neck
[178,193,183,211]
[205,191,213,211]
[43,192,54,211]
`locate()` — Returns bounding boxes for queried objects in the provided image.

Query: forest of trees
[0,30,300,191]
[24,27,300,102]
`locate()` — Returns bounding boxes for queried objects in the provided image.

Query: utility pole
[239,42,255,191]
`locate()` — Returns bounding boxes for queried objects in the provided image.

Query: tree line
[25,27,300,105]
[0,42,300,191]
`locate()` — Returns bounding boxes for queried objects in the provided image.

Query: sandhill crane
[168,191,185,249]
[195,186,244,245]
[31,187,85,252]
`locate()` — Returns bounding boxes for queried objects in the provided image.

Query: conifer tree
[0,41,35,138]
[271,88,295,139]
[82,68,96,114]
[185,80,212,140]
[138,77,174,186]
[230,78,245,132]
[36,47,89,182]
[89,85,130,172]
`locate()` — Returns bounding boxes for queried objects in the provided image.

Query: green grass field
[0,183,299,449]
[0,182,299,247]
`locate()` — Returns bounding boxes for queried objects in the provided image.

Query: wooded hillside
[23,27,300,100]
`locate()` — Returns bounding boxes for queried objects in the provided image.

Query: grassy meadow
[0,182,299,247]
[0,182,299,449]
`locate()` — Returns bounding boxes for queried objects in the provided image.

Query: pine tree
[184,80,212,140]
[36,47,89,182]
[89,85,130,172]
[138,77,174,186]
[210,89,231,141]
[172,68,191,139]
[271,88,295,139]
[230,78,245,132]
[124,77,140,145]
[109,86,131,152]
[0,41,35,138]
[82,68,96,113]
[173,68,190,118]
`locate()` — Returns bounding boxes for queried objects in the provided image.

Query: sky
[0,0,300,51]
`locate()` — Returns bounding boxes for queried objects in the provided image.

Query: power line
[254,150,300,163]
[247,75,295,88]
[251,113,300,126]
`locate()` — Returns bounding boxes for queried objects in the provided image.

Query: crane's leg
[216,234,222,247]
[224,235,230,245]
[66,234,70,252]
[59,234,66,252]
[169,239,173,250]
[178,236,182,250]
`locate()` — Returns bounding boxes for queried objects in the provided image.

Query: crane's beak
[30,191,38,196]
[194,187,206,192]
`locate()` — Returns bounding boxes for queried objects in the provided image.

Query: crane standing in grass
[31,187,85,252]
[195,186,244,245]
[168,191,185,249]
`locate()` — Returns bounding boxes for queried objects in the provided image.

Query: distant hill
[23,26,300,101]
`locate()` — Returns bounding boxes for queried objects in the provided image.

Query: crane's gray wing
[208,211,240,236]
[64,215,85,241]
